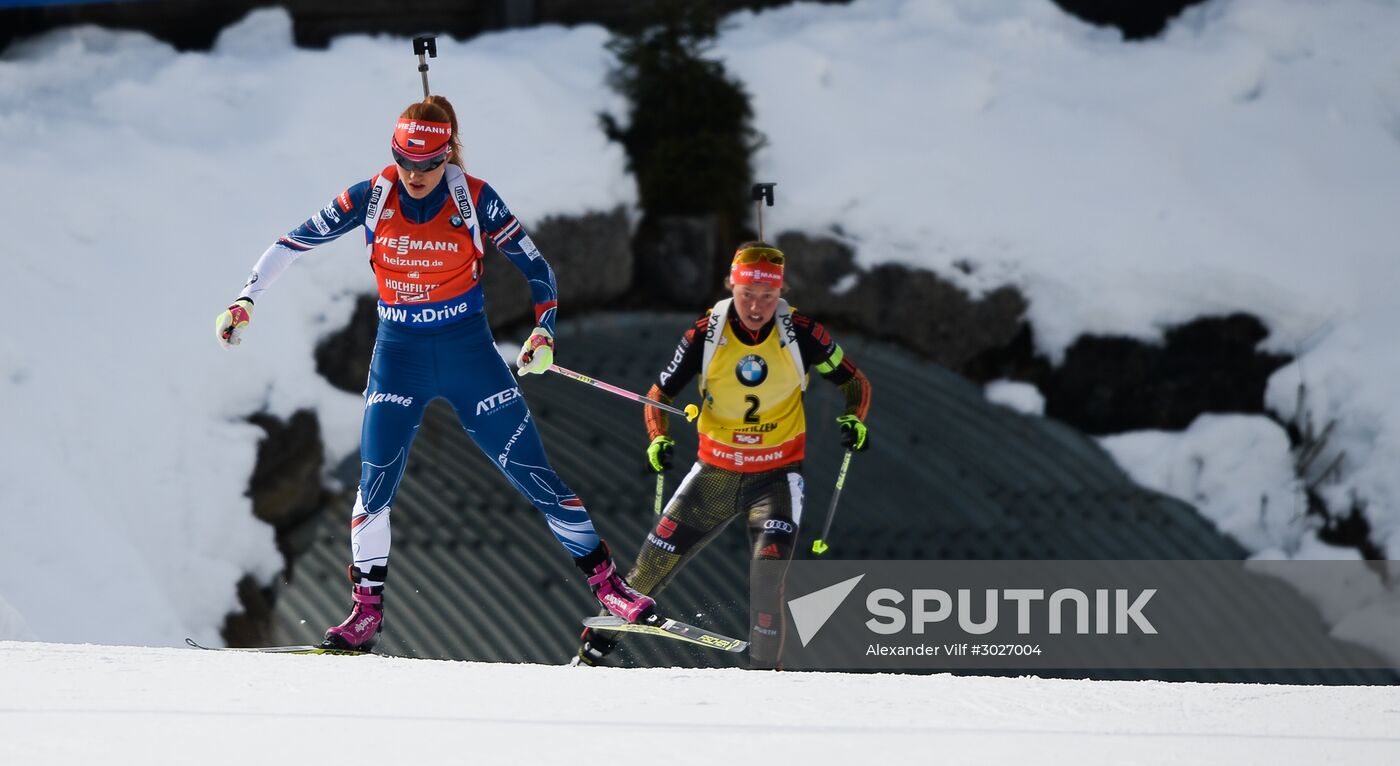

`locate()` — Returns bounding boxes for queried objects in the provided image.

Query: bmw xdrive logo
[450,215,464,228]
[736,355,768,387]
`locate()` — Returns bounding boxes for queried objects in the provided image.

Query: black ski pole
[413,35,437,98]
[810,449,853,555]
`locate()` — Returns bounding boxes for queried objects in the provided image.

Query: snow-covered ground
[2,641,1398,766]
[2,0,1398,658]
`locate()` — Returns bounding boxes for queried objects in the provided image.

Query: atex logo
[786,575,1158,647]
[476,386,521,415]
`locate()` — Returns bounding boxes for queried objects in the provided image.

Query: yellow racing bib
[697,308,807,472]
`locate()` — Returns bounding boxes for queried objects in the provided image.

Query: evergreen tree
[601,2,763,237]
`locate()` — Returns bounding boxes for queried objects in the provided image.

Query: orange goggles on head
[731,246,785,287]
[732,246,785,266]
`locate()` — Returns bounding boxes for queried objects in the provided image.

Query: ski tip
[582,616,627,629]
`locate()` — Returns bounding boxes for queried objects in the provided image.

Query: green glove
[837,415,869,451]
[647,435,676,473]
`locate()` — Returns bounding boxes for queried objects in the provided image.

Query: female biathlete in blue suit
[215,95,654,651]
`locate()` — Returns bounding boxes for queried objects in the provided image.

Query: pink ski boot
[576,541,655,623]
[321,585,384,651]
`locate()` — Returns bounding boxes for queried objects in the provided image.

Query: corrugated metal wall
[267,311,1394,682]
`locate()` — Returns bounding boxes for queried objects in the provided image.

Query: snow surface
[2,641,1398,766]
[1100,414,1307,555]
[984,378,1046,416]
[1,0,1398,673]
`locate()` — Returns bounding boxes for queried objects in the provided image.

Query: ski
[184,638,367,656]
[582,615,749,653]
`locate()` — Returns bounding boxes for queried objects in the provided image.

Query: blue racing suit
[238,164,599,586]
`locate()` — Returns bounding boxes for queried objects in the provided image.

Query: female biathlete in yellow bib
[574,242,872,669]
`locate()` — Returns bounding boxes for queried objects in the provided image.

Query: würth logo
[655,518,678,539]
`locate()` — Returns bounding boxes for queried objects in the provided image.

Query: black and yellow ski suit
[625,300,871,668]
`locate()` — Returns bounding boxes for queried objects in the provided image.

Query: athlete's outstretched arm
[237,180,374,304]
[475,182,559,335]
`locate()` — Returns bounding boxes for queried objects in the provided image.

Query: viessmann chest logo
[374,235,461,257]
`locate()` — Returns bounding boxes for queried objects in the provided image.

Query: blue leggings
[348,311,599,586]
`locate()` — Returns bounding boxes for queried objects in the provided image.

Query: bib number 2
[744,395,760,424]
